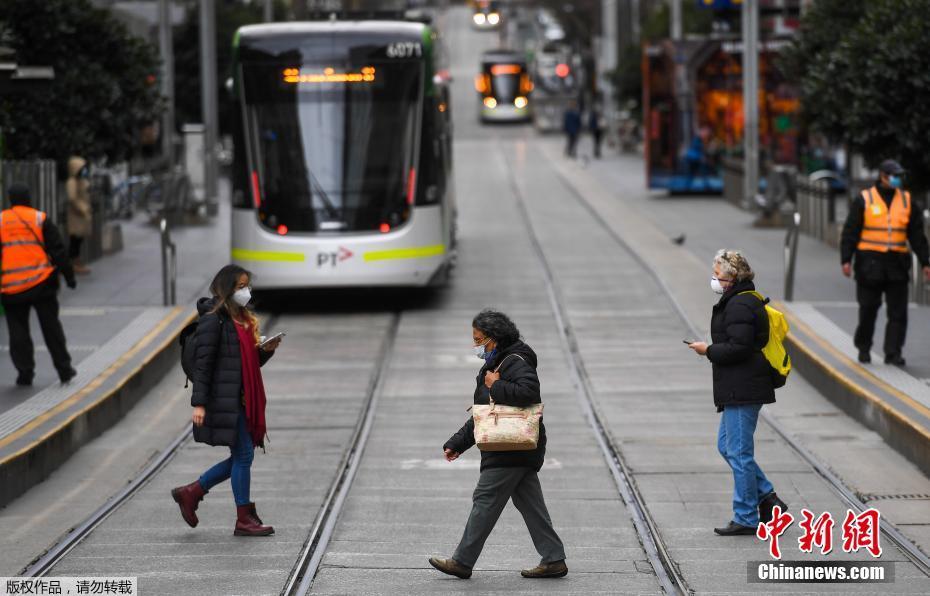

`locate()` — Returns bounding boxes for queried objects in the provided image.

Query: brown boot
[428,557,472,579]
[171,481,207,528]
[246,502,263,524]
[234,504,274,536]
[521,560,568,578]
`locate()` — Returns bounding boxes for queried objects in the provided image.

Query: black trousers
[565,133,579,157]
[4,293,72,378]
[592,130,603,158]
[69,235,84,260]
[854,280,909,356]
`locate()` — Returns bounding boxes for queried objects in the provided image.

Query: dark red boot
[171,481,207,528]
[247,502,263,524]
[234,504,274,536]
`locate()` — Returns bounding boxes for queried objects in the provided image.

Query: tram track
[501,145,690,595]
[19,312,408,594]
[537,147,930,579]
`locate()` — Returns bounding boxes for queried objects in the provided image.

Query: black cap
[8,183,31,206]
[879,159,905,176]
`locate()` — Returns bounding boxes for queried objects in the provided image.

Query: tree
[782,0,930,191]
[0,0,163,166]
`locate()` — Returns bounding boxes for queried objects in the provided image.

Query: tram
[531,42,581,132]
[475,50,533,123]
[471,0,501,30]
[228,20,456,288]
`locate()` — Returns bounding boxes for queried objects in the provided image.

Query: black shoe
[858,350,871,364]
[714,521,757,536]
[428,557,472,579]
[15,372,33,386]
[59,367,77,384]
[884,354,906,366]
[758,492,788,525]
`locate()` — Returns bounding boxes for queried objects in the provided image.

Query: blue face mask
[889,175,902,188]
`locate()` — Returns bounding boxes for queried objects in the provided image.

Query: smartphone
[260,332,286,348]
[683,339,694,345]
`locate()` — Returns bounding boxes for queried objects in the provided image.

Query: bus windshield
[242,60,422,233]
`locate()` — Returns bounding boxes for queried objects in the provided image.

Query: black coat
[444,340,547,471]
[840,183,930,285]
[706,280,775,409]
[190,297,272,447]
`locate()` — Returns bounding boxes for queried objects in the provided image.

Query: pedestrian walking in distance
[171,264,282,536]
[688,250,787,535]
[430,309,567,579]
[840,158,930,366]
[588,100,606,159]
[563,100,581,158]
[1,183,77,386]
[65,156,92,275]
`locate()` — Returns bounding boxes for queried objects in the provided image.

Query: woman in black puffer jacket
[170,265,281,537]
[429,310,567,580]
[688,250,787,536]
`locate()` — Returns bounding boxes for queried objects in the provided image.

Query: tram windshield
[242,59,422,233]
[484,62,525,102]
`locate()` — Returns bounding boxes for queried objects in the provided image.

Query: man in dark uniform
[1,183,77,386]
[840,159,930,365]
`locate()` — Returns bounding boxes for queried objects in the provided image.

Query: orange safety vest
[857,186,912,254]
[0,206,55,294]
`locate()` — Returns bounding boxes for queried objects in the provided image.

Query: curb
[0,308,195,508]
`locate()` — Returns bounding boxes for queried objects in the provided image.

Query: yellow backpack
[740,291,791,388]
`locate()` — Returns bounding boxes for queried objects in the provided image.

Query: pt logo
[317,246,353,268]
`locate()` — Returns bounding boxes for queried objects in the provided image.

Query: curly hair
[472,309,521,348]
[714,249,755,283]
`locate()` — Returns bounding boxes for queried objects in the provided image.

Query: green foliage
[0,0,163,165]
[783,0,930,190]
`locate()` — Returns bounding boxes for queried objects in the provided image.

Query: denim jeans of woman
[717,403,773,527]
[198,410,254,506]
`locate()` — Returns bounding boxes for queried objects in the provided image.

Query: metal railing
[794,171,841,245]
[912,208,930,306]
[160,217,177,306]
[0,160,62,222]
[784,211,801,301]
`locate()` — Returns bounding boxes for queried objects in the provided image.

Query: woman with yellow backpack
[688,250,788,536]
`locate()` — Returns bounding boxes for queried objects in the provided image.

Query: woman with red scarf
[171,265,282,536]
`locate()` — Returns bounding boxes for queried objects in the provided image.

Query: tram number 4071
[386,42,422,59]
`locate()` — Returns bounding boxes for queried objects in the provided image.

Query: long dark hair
[209,264,260,344]
[472,309,521,348]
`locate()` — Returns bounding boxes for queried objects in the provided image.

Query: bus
[475,49,533,123]
[228,20,456,288]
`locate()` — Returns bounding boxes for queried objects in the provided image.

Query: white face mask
[232,287,252,307]
[710,277,727,295]
[473,338,491,359]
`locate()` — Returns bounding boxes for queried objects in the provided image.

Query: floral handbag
[471,355,544,452]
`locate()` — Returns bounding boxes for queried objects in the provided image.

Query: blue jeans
[198,411,254,506]
[717,404,773,527]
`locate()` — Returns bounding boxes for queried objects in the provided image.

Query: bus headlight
[473,13,486,25]
[483,97,497,109]
[514,96,528,109]
[488,12,500,25]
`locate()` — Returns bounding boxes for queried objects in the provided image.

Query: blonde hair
[714,249,754,282]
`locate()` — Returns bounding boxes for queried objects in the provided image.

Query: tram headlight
[483,96,497,109]
[473,12,486,25]
[488,12,500,25]
[514,96,528,109]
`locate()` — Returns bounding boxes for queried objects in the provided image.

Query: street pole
[199,0,218,213]
[671,0,688,173]
[158,0,175,166]
[742,0,759,209]
[670,0,682,41]
[264,0,273,22]
[601,0,617,144]
[630,0,640,44]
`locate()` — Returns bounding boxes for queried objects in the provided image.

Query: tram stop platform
[0,194,230,507]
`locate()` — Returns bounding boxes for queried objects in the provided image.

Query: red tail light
[251,171,262,208]
[380,222,391,233]
[406,167,416,205]
[277,224,288,235]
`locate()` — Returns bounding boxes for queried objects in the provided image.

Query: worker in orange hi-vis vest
[840,159,930,367]
[1,183,78,386]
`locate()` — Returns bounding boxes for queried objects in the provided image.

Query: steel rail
[502,146,689,595]
[545,158,930,579]
[282,313,401,595]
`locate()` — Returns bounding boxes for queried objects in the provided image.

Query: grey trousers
[453,466,566,568]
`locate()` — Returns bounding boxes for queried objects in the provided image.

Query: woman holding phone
[171,264,282,536]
